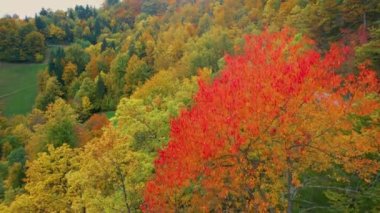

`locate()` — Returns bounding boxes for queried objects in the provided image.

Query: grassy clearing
[0,62,46,116]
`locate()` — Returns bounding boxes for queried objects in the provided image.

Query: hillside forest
[0,0,379,212]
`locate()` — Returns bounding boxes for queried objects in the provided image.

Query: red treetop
[143,29,379,212]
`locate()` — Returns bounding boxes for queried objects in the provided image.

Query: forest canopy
[0,0,379,212]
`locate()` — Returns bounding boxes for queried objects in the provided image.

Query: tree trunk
[115,164,131,213]
[287,169,293,213]
[286,156,294,213]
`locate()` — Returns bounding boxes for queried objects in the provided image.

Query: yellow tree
[48,24,66,42]
[62,62,77,86]
[80,96,93,120]
[124,55,152,95]
[26,98,77,159]
[153,24,192,70]
[68,126,153,212]
[9,145,80,212]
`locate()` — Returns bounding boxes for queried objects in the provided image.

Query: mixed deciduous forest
[0,0,379,212]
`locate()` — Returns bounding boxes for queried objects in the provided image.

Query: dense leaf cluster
[0,0,379,212]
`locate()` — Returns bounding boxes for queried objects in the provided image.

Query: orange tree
[142,29,379,212]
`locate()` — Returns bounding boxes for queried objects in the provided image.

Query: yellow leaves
[81,96,93,118]
[15,124,153,211]
[22,144,80,211]
[26,98,78,159]
[74,126,153,211]
[62,62,78,86]
[48,24,65,41]
[124,54,151,95]
[44,98,77,123]
[7,194,37,212]
[4,163,23,189]
[132,69,178,99]
[154,24,193,70]
[197,67,212,84]
[291,173,302,188]
[343,158,380,183]
[10,124,31,143]
[1,141,12,161]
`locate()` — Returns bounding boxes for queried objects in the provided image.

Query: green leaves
[349,114,373,133]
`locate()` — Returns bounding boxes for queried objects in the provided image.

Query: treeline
[0,3,121,63]
[0,19,45,62]
[34,0,380,117]
[0,0,379,212]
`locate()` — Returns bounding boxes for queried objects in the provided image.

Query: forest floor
[0,62,46,116]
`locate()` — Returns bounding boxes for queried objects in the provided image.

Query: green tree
[65,44,90,74]
[0,19,22,62]
[34,15,47,31]
[141,0,168,15]
[356,25,380,76]
[95,75,107,109]
[104,0,120,8]
[48,47,65,83]
[48,24,66,43]
[28,99,78,159]
[106,53,129,105]
[75,78,96,103]
[185,27,233,75]
[23,31,46,62]
[35,77,62,110]
[125,55,153,95]
[75,78,96,120]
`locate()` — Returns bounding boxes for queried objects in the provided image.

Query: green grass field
[0,63,46,116]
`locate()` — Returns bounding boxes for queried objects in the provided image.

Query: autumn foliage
[143,29,379,212]
[75,113,110,147]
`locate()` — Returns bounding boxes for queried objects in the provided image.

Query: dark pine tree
[34,15,47,31]
[96,75,106,99]
[101,38,108,52]
[49,47,65,84]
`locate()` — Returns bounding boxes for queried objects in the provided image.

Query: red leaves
[142,29,379,211]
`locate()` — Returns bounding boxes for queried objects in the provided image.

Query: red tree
[143,29,379,212]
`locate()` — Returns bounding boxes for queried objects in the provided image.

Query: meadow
[0,62,45,116]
